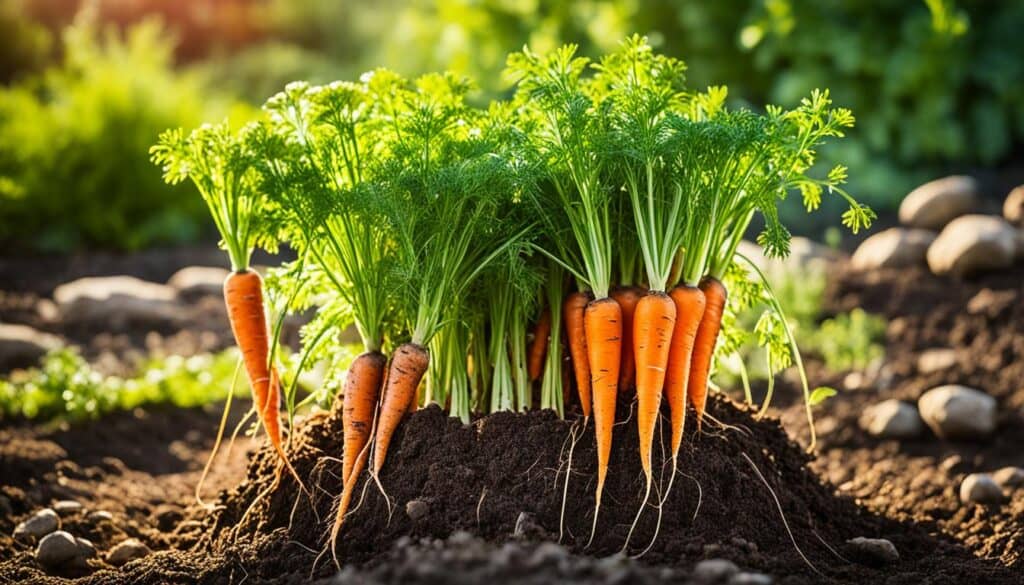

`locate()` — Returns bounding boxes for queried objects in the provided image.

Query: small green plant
[0,348,245,422]
[806,308,886,372]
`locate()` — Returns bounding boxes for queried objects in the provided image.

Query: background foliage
[1,0,1021,251]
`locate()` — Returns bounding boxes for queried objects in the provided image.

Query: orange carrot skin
[564,291,593,418]
[223,270,283,451]
[664,285,706,456]
[584,296,622,504]
[342,350,387,486]
[687,277,727,429]
[527,309,551,382]
[633,292,676,478]
[372,342,430,475]
[611,286,643,394]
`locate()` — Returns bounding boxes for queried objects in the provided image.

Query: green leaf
[808,386,837,406]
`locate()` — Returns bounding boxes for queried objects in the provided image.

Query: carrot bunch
[157,35,875,555]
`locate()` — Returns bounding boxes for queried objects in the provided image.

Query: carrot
[341,351,387,486]
[632,292,675,484]
[687,276,727,429]
[611,286,643,394]
[564,291,593,418]
[527,308,551,383]
[372,342,430,475]
[223,270,287,461]
[663,285,706,458]
[584,296,621,542]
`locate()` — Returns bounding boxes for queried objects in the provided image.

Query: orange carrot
[663,285,706,458]
[632,292,676,484]
[341,351,387,486]
[372,342,430,475]
[527,309,551,383]
[564,291,593,418]
[584,296,621,534]
[223,270,288,462]
[611,286,643,394]
[687,277,727,429]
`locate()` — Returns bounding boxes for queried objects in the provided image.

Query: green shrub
[0,14,249,251]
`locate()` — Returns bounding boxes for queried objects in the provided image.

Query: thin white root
[196,363,240,507]
[559,419,583,543]
[741,452,824,578]
[622,476,653,554]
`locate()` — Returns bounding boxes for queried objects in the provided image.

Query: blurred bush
[0,12,251,252]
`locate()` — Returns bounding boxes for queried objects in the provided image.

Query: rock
[1004,185,1024,225]
[106,538,150,566]
[692,558,739,583]
[75,537,96,558]
[846,537,899,564]
[960,473,1004,504]
[966,288,1018,318]
[851,228,936,270]
[405,499,429,522]
[167,266,230,298]
[842,371,866,391]
[918,385,997,439]
[52,501,83,517]
[0,324,61,371]
[729,573,774,585]
[88,510,114,522]
[916,348,958,374]
[53,276,182,327]
[859,400,923,439]
[14,509,60,540]
[899,175,978,230]
[992,467,1024,490]
[513,511,544,539]
[926,215,1018,277]
[35,531,83,567]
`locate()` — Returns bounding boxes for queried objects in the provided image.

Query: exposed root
[476,487,488,528]
[195,362,241,507]
[558,418,583,543]
[741,451,824,578]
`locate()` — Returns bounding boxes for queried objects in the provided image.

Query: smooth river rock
[851,227,935,270]
[918,385,997,439]
[899,175,977,230]
[926,215,1018,277]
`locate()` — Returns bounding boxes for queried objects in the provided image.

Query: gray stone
[106,538,150,566]
[52,501,83,517]
[927,215,1018,277]
[405,499,429,522]
[35,531,82,567]
[88,510,114,522]
[54,276,182,326]
[75,537,96,558]
[513,511,543,538]
[846,537,899,564]
[1004,185,1024,225]
[692,558,740,583]
[0,324,61,371]
[729,573,774,585]
[859,400,923,439]
[14,509,59,540]
[991,466,1024,490]
[167,266,229,298]
[916,349,958,374]
[918,385,997,439]
[899,175,978,230]
[851,228,936,270]
[960,473,1004,504]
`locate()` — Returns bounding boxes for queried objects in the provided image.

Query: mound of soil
[48,394,1000,584]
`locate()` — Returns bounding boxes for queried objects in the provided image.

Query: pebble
[846,537,899,564]
[167,266,230,297]
[692,558,739,583]
[960,473,1005,504]
[405,499,429,522]
[926,214,1018,277]
[35,531,84,567]
[513,511,545,539]
[729,573,774,585]
[918,385,997,439]
[851,227,936,270]
[52,500,83,516]
[0,323,61,372]
[1004,185,1024,225]
[859,400,923,439]
[106,538,151,566]
[916,348,958,374]
[966,288,1018,318]
[14,509,60,540]
[88,510,114,522]
[899,175,978,230]
[991,466,1024,489]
